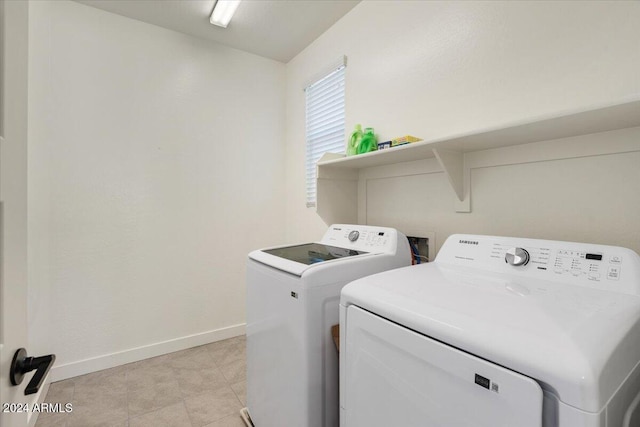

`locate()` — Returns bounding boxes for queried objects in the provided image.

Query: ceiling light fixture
[210,0,241,28]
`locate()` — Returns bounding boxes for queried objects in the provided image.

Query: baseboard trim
[50,323,246,382]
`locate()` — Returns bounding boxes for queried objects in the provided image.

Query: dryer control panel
[436,234,640,295]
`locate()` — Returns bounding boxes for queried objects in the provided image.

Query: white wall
[285,1,640,251]
[28,0,286,380]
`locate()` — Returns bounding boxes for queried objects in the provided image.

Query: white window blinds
[305,62,346,207]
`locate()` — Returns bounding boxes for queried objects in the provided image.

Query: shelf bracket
[432,148,470,212]
[433,148,464,199]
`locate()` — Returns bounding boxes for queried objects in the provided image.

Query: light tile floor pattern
[35,336,247,427]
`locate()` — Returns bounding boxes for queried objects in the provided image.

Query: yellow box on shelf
[391,135,422,147]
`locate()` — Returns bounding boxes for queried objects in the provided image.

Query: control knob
[505,247,530,266]
[348,231,360,242]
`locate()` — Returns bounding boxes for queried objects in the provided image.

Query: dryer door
[343,306,543,427]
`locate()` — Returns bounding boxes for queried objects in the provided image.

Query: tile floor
[35,336,247,427]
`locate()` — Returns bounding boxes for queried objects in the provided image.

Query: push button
[607,266,620,281]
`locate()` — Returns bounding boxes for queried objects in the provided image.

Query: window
[305,59,346,207]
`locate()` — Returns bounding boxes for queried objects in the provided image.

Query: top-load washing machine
[246,224,411,427]
[340,234,640,427]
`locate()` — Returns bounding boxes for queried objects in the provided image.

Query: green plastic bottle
[347,124,363,156]
[357,128,377,154]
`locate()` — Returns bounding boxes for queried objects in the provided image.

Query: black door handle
[10,348,56,395]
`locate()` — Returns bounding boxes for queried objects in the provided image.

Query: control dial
[348,231,360,242]
[505,247,530,266]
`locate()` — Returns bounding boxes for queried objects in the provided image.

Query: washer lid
[249,243,368,276]
[341,262,640,413]
[262,243,367,266]
[248,224,404,277]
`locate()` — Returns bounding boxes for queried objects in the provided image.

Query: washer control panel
[322,224,397,253]
[437,234,640,295]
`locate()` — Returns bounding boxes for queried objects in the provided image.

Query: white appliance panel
[246,260,307,427]
[344,305,543,427]
[247,224,411,427]
[340,234,640,427]
[341,235,640,413]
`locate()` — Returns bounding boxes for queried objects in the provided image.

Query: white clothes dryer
[246,224,411,427]
[340,234,640,427]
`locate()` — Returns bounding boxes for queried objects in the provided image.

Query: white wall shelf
[316,98,640,223]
